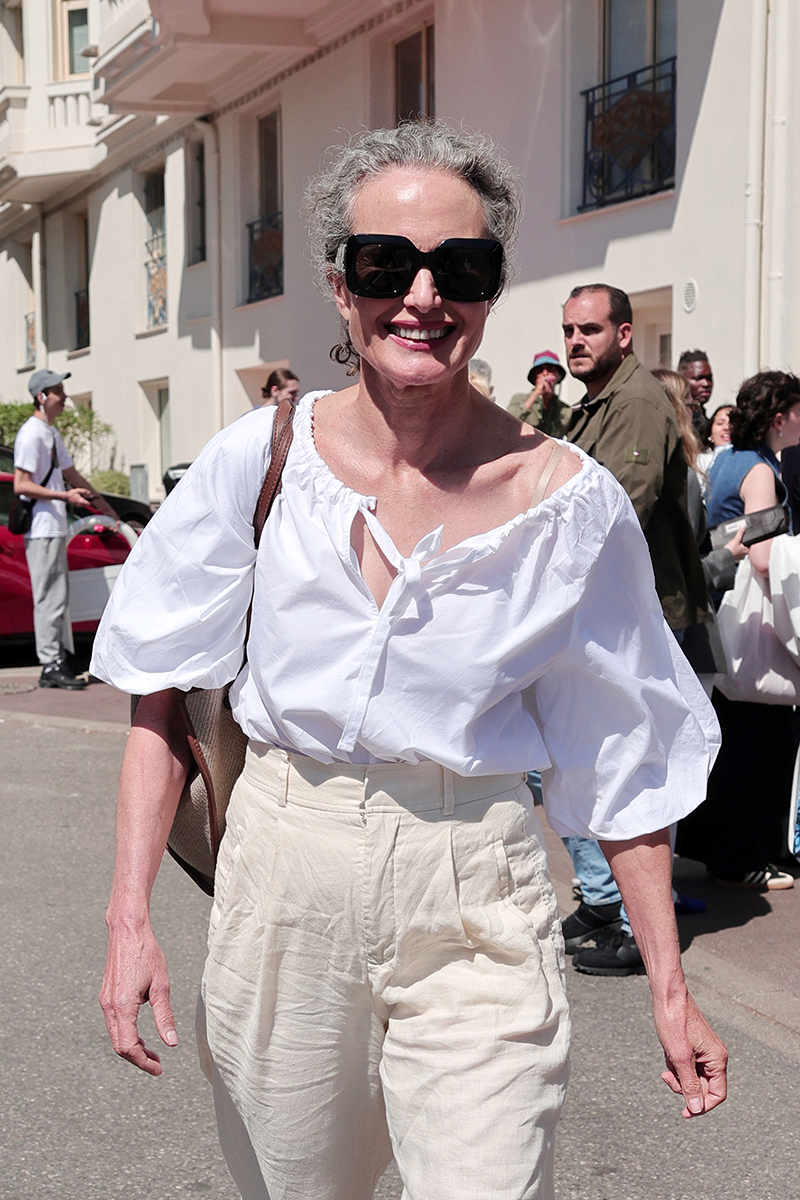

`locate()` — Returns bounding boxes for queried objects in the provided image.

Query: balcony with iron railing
[247,213,283,304]
[75,287,90,349]
[579,56,676,212]
[23,311,35,368]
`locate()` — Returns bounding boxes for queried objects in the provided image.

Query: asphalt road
[1,709,798,1199]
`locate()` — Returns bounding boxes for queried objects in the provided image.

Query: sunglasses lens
[346,237,502,301]
[434,244,499,301]
[353,243,414,296]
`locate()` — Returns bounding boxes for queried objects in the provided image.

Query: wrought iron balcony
[247,213,283,303]
[23,311,35,367]
[75,287,90,349]
[579,56,676,212]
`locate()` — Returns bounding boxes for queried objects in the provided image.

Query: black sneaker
[39,659,88,690]
[573,929,646,976]
[710,865,794,891]
[561,897,623,954]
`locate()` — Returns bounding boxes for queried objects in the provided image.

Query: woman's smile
[385,320,456,346]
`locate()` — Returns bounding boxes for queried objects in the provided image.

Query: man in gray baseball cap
[13,369,118,688]
[28,368,72,401]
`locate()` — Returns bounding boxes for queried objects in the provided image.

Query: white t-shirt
[13,415,73,538]
[91,392,720,841]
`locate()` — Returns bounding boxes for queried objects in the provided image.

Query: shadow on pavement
[673,854,774,951]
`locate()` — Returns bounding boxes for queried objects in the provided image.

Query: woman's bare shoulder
[499,414,583,504]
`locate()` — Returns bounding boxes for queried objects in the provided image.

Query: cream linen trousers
[197,743,571,1200]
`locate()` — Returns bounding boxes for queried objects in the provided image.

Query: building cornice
[210,0,428,119]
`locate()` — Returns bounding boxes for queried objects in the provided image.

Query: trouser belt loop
[442,766,456,816]
[277,750,290,807]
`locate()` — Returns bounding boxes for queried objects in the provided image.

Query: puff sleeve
[532,486,720,840]
[90,406,277,695]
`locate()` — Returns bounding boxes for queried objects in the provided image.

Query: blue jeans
[561,836,631,935]
[525,775,631,934]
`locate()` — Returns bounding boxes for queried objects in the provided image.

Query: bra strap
[530,440,568,507]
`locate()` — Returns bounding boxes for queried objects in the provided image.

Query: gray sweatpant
[24,535,74,665]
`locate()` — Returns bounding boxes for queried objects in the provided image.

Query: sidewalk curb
[0,709,128,735]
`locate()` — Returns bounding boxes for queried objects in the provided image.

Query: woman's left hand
[652,988,729,1117]
[601,829,728,1118]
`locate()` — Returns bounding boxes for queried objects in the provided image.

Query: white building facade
[0,0,796,498]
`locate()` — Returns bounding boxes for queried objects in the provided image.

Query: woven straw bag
[131,398,296,895]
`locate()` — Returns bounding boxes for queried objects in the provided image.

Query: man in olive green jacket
[556,283,710,979]
[563,284,708,631]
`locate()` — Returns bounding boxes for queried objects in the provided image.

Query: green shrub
[0,399,116,475]
[90,469,130,497]
[0,401,32,447]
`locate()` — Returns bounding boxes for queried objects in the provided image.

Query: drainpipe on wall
[196,117,224,432]
[31,203,47,368]
[764,0,791,370]
[743,0,769,376]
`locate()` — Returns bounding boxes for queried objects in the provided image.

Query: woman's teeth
[388,325,451,341]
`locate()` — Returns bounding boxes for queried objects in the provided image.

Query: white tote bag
[768,532,800,664]
[714,552,800,704]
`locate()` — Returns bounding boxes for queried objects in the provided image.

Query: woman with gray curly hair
[94,122,726,1199]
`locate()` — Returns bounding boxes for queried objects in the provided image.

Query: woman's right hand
[99,912,176,1075]
[724,525,748,561]
[98,690,192,1075]
[99,915,177,1075]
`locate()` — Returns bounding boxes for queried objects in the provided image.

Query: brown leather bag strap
[253,397,296,547]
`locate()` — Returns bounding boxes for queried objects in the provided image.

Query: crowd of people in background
[488,287,800,977]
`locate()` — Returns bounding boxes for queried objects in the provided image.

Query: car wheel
[121,517,146,535]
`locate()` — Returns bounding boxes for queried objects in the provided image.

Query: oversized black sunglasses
[341,234,504,302]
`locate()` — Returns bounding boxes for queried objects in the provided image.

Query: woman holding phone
[93,123,726,1200]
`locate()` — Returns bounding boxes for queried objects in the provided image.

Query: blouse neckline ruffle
[291,390,597,564]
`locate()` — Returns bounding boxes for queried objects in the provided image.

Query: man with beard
[556,283,709,977]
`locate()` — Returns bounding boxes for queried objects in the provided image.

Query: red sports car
[0,468,136,641]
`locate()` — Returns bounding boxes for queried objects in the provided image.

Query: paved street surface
[1,653,798,1198]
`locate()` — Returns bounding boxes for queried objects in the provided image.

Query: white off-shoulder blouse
[91,392,719,840]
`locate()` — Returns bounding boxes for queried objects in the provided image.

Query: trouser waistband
[242,743,527,816]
